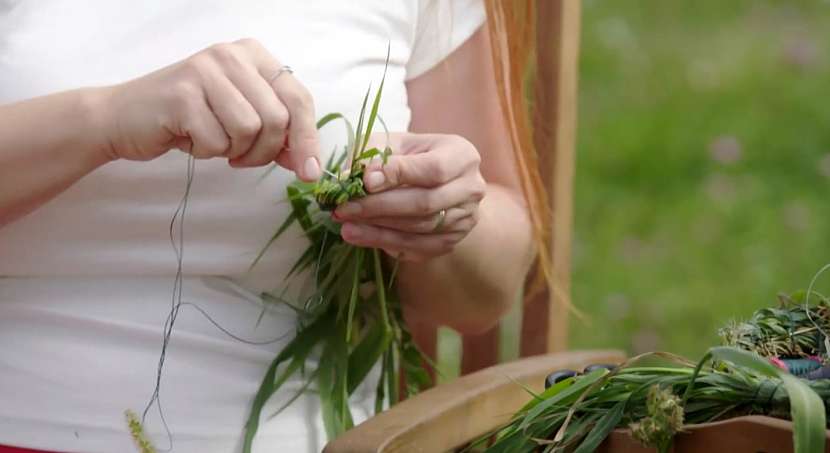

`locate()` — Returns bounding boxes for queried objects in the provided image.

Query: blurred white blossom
[783,200,812,232]
[818,154,830,179]
[708,135,743,164]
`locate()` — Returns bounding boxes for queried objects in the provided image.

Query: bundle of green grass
[478,292,830,453]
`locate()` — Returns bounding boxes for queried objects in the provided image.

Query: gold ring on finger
[432,209,447,233]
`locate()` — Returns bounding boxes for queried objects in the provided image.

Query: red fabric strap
[0,446,57,453]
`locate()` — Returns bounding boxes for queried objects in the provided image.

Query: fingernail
[342,223,362,239]
[336,202,362,217]
[366,171,386,191]
[303,157,321,180]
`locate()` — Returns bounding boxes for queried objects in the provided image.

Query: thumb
[363,150,453,192]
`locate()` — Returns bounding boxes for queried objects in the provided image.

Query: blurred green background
[570,0,830,358]
[439,0,830,378]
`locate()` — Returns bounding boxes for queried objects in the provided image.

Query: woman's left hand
[333,133,486,262]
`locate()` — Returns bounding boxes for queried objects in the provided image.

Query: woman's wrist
[76,86,119,166]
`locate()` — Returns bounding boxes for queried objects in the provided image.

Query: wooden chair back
[413,0,582,375]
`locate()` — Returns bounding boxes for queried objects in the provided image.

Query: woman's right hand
[99,38,321,181]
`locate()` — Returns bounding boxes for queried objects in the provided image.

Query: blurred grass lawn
[439,0,830,379]
[571,0,830,358]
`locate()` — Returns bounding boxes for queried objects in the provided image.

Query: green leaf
[360,44,390,153]
[344,248,364,343]
[347,323,391,394]
[267,369,319,420]
[373,249,391,331]
[401,340,432,396]
[520,369,609,431]
[316,112,344,130]
[317,336,338,440]
[250,212,297,271]
[316,112,355,161]
[333,322,354,433]
[374,350,388,415]
[286,185,313,232]
[573,400,625,453]
[351,87,372,171]
[319,216,343,236]
[688,347,826,453]
[386,346,400,406]
[318,321,354,440]
[259,290,304,317]
[284,245,317,280]
[514,374,577,416]
[782,373,828,453]
[356,147,383,161]
[242,313,331,453]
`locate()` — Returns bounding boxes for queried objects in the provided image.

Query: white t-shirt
[0,1,485,452]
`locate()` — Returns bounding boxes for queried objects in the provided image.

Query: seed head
[630,385,684,453]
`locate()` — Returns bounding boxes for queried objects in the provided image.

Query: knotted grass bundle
[242,51,432,452]
[720,291,830,362]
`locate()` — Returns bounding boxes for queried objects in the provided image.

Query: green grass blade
[284,245,317,280]
[344,248,364,343]
[351,87,372,171]
[286,185,313,232]
[708,346,826,453]
[387,257,400,289]
[514,375,578,416]
[317,337,338,440]
[316,112,344,129]
[318,321,354,440]
[356,147,383,161]
[520,369,608,431]
[256,163,278,184]
[260,291,304,316]
[781,373,827,453]
[360,44,390,153]
[347,324,390,394]
[242,314,331,453]
[375,350,388,415]
[335,329,354,432]
[316,112,355,160]
[401,339,432,396]
[573,401,625,453]
[373,249,391,331]
[386,346,400,405]
[250,212,297,271]
[267,369,319,420]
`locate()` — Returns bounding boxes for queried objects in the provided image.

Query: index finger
[270,74,321,181]
[240,39,321,181]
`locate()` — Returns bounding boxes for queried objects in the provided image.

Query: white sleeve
[405,0,486,81]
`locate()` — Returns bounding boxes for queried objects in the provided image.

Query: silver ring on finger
[432,209,447,233]
[269,65,294,84]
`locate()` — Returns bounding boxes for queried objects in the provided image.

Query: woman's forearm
[398,184,534,334]
[0,88,113,227]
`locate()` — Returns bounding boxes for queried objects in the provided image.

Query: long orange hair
[483,1,552,296]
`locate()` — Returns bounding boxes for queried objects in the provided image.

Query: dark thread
[141,156,298,451]
[180,302,290,345]
[752,379,783,409]
[142,155,196,451]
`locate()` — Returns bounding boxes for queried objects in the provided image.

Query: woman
[0,0,542,451]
